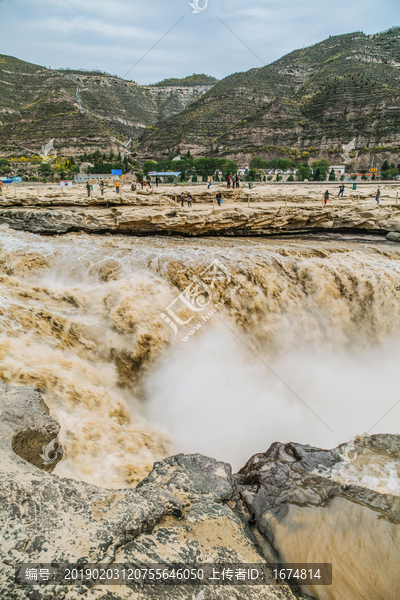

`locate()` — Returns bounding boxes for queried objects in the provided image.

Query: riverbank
[1,182,399,237]
[0,203,399,237]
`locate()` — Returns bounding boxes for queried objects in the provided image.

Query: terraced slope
[137,28,400,167]
[0,56,217,156]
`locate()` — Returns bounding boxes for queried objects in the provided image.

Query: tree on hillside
[312,159,331,171]
[329,168,336,181]
[143,161,158,175]
[223,160,238,176]
[313,166,328,181]
[297,162,311,181]
[381,160,390,172]
[39,162,52,175]
[250,156,265,170]
[269,159,278,170]
[277,159,291,171]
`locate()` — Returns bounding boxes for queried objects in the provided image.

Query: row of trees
[250,157,295,171]
[380,160,400,180]
[2,151,400,183]
[250,156,400,181]
[248,158,334,182]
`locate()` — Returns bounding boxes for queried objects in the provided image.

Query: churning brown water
[0,226,400,490]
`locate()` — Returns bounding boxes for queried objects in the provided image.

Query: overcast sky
[0,0,399,84]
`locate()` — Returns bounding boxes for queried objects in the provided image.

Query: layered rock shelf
[0,203,400,237]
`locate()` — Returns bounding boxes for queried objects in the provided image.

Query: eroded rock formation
[1,384,399,599]
[0,204,400,237]
[0,383,299,600]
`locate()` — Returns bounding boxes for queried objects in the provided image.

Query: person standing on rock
[180,192,185,207]
[324,190,330,206]
[338,184,344,198]
[376,188,381,205]
[115,181,120,195]
[216,191,222,206]
[227,176,231,189]
[207,176,212,189]
[99,181,104,196]
[86,181,91,198]
[155,176,159,188]
[187,193,192,208]
[0,180,2,195]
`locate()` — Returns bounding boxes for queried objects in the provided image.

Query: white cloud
[1,0,399,83]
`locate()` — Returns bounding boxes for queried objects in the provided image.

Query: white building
[74,174,114,183]
[329,165,346,175]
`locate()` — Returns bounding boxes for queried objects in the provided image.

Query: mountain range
[1,26,400,168]
[0,58,216,159]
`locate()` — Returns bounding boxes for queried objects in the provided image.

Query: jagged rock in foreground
[0,204,400,237]
[236,438,400,600]
[1,383,399,599]
[0,383,298,600]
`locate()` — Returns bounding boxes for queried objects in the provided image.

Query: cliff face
[0,56,217,157]
[137,28,400,167]
[143,84,216,121]
[1,198,400,237]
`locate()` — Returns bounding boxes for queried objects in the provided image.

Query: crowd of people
[78,178,385,209]
[180,192,192,207]
[226,175,240,189]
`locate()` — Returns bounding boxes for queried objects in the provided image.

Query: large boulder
[236,437,400,600]
[0,383,299,600]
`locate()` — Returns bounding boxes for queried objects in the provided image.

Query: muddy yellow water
[0,226,400,489]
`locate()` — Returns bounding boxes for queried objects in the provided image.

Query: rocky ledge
[0,204,400,237]
[1,383,399,599]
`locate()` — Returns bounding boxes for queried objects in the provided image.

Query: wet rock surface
[236,439,400,600]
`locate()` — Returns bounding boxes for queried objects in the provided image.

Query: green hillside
[136,28,400,168]
[153,74,219,87]
[0,57,217,157]
[1,27,400,167]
